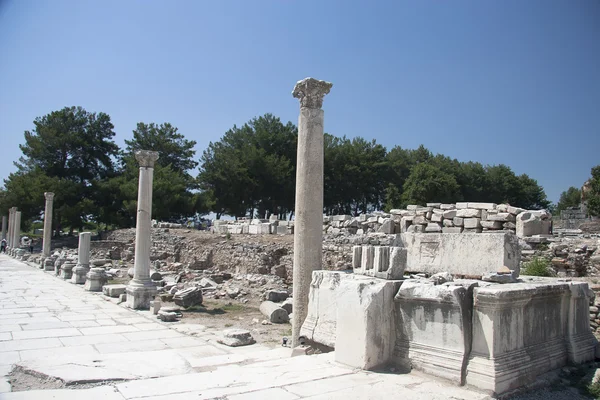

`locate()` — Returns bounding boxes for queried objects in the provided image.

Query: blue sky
[0,0,598,204]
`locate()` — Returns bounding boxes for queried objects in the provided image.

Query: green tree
[6,106,118,233]
[401,163,461,205]
[103,122,201,226]
[555,187,581,213]
[198,114,297,218]
[586,166,600,217]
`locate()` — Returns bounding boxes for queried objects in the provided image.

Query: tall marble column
[126,150,159,309]
[291,77,332,347]
[1,216,7,241]
[7,208,15,249]
[71,232,91,284]
[42,192,55,257]
[12,211,21,255]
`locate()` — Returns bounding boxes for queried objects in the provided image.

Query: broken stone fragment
[265,289,288,302]
[103,284,127,298]
[259,300,289,323]
[173,287,203,308]
[217,328,256,347]
[157,310,179,322]
[429,272,453,285]
[481,271,518,284]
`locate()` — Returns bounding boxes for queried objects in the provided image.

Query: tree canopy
[2,108,554,232]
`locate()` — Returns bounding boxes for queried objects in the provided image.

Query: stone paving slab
[0,255,493,399]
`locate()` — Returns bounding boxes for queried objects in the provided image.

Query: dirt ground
[166,297,291,347]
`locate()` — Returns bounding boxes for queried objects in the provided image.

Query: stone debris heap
[209,202,552,239]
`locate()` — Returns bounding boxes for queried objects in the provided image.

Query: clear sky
[0,0,598,204]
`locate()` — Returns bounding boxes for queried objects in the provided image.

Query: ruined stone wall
[211,202,551,238]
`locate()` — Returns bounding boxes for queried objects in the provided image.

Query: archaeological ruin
[2,78,599,398]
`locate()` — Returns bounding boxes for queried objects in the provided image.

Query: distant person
[29,239,34,253]
[0,239,6,253]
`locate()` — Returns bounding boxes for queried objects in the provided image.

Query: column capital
[292,77,333,109]
[135,150,159,168]
[44,192,55,201]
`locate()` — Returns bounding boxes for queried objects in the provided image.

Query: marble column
[71,232,91,284]
[42,192,55,257]
[1,216,6,241]
[291,77,332,347]
[12,211,21,255]
[7,208,15,249]
[126,150,159,309]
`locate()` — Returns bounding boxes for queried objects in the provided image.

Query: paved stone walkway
[0,254,492,399]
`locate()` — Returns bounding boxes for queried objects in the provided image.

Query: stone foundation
[303,271,597,396]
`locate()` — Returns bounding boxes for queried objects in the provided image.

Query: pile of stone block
[207,202,551,238]
[212,216,294,235]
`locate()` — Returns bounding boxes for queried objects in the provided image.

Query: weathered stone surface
[456,202,469,209]
[217,329,256,347]
[413,215,427,225]
[173,287,203,308]
[430,213,443,223]
[291,77,331,348]
[157,310,180,322]
[281,297,293,314]
[377,218,394,234]
[456,209,481,218]
[442,210,457,219]
[335,277,400,370]
[425,222,442,233]
[259,301,288,323]
[516,211,552,237]
[453,217,464,227]
[300,271,353,348]
[507,206,525,215]
[394,280,477,385]
[468,203,497,210]
[394,232,520,277]
[466,281,585,395]
[429,271,453,285]
[481,271,518,283]
[487,213,516,222]
[442,227,463,233]
[265,290,289,302]
[480,220,502,229]
[84,267,108,292]
[463,218,481,229]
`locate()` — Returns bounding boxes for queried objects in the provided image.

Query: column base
[84,268,108,292]
[44,258,55,272]
[71,264,90,284]
[126,280,157,310]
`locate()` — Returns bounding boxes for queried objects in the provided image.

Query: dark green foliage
[521,257,553,277]
[587,166,600,217]
[2,108,552,229]
[198,114,297,218]
[556,187,582,213]
[2,106,119,233]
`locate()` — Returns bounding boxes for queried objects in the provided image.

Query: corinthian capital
[135,150,159,168]
[292,77,333,109]
[44,192,55,201]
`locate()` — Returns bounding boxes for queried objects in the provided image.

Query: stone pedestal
[42,192,54,258]
[394,280,478,385]
[71,232,91,284]
[566,282,598,363]
[466,281,570,395]
[126,150,159,310]
[291,77,332,347]
[85,268,108,292]
[60,263,75,280]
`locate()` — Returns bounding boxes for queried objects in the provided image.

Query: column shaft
[13,211,21,249]
[42,193,55,257]
[1,216,6,241]
[133,166,154,282]
[292,108,325,346]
